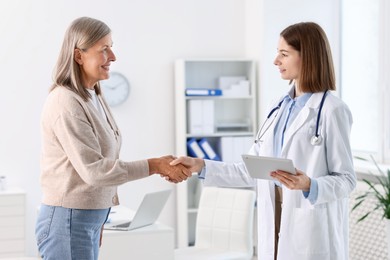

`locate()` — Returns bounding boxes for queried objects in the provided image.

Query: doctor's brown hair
[280,22,336,92]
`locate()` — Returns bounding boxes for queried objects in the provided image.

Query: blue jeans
[35,204,110,260]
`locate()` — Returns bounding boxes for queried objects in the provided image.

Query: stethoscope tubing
[314,90,328,138]
[255,90,328,145]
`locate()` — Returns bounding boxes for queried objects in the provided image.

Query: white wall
[256,0,341,122]
[0,0,246,256]
[0,0,340,256]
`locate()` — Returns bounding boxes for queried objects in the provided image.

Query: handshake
[148,155,205,183]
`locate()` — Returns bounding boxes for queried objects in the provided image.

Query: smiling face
[274,37,302,83]
[75,33,116,89]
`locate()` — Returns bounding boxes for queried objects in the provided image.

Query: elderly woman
[35,17,190,260]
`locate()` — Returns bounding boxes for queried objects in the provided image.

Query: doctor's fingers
[160,174,181,184]
[271,170,295,181]
[169,165,191,181]
[170,156,199,170]
[170,156,187,166]
[272,170,299,189]
[172,163,191,178]
[275,171,310,190]
[160,155,177,162]
[159,173,179,183]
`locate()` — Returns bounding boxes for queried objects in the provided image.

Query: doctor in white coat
[171,22,356,260]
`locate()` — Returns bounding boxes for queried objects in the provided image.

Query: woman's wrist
[147,158,160,175]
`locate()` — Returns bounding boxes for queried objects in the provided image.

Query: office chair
[175,187,256,260]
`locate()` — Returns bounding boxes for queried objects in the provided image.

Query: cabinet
[100,206,174,260]
[174,59,257,247]
[0,188,26,257]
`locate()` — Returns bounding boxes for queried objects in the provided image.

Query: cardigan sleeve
[51,104,149,187]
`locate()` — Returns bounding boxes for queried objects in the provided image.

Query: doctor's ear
[74,48,83,65]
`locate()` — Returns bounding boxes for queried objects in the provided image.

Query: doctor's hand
[170,156,205,173]
[270,169,311,192]
[148,156,192,183]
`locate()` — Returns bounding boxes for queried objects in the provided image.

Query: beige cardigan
[40,87,149,209]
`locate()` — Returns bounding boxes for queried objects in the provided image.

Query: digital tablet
[241,154,296,180]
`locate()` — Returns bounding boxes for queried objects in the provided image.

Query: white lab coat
[202,91,356,260]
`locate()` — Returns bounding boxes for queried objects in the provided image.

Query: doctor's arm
[170,155,257,187]
[314,105,356,204]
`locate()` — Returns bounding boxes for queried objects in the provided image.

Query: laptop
[104,189,171,231]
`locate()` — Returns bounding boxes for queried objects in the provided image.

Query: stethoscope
[254,90,328,146]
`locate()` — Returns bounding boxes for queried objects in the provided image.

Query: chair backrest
[194,187,256,255]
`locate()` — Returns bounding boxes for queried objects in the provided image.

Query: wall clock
[100,72,130,107]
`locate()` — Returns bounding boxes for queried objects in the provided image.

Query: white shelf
[187,132,254,138]
[185,96,253,100]
[174,59,257,248]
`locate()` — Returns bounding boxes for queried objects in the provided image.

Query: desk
[99,206,174,260]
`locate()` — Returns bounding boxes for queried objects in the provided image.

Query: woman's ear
[74,49,83,65]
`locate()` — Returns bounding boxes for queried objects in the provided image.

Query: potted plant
[352,155,390,258]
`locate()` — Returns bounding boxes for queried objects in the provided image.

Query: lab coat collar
[281,92,327,155]
[305,91,328,108]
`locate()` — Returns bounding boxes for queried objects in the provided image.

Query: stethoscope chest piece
[310,135,322,146]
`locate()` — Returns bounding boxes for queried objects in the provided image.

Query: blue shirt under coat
[273,88,318,204]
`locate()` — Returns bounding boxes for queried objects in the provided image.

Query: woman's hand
[270,168,311,191]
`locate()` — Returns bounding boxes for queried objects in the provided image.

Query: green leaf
[355,194,368,200]
[354,156,369,161]
[353,155,390,223]
[351,199,364,211]
[357,212,371,222]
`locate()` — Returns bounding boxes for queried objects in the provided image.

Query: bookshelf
[174,59,257,247]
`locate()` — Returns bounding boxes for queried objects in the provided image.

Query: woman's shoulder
[50,86,82,101]
[45,87,88,116]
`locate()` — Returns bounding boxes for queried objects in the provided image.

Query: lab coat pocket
[290,207,330,255]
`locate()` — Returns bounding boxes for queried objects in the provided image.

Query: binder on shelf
[185,88,222,96]
[188,100,215,135]
[219,136,252,163]
[198,138,221,161]
[187,138,206,159]
[188,100,203,134]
